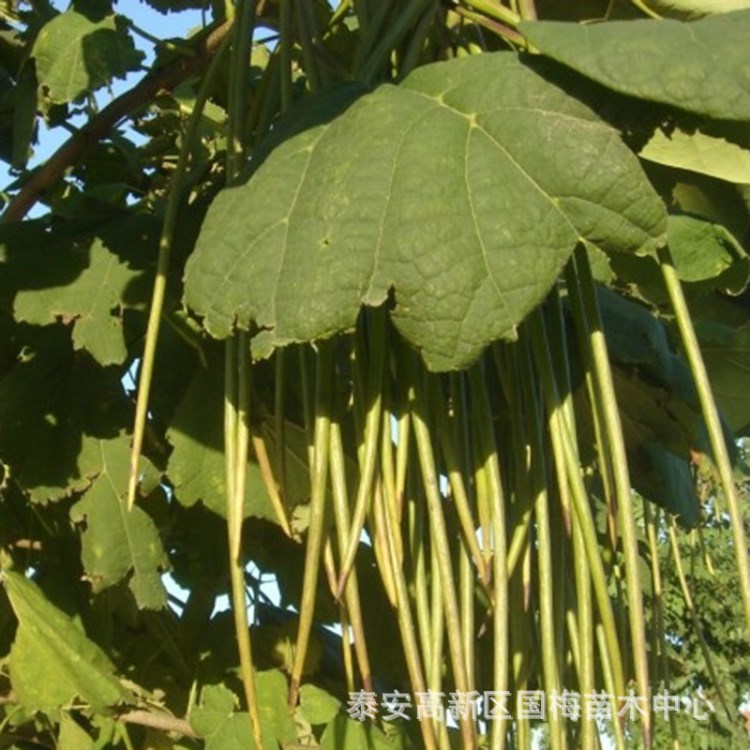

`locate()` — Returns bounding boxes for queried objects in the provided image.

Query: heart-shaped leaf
[184,53,665,371]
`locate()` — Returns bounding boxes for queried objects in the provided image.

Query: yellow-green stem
[289,342,333,707]
[127,34,230,510]
[658,245,750,642]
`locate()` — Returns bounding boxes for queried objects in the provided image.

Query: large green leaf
[32,11,143,104]
[520,11,750,121]
[70,436,169,610]
[319,715,398,750]
[3,571,130,714]
[184,53,665,371]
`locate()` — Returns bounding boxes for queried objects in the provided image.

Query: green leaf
[70,436,169,610]
[59,713,95,750]
[520,11,750,121]
[190,674,296,749]
[640,121,750,184]
[32,11,143,104]
[696,320,750,435]
[13,235,142,366]
[0,325,131,502]
[320,715,396,750]
[184,53,665,371]
[667,214,749,290]
[640,0,750,18]
[299,683,341,725]
[189,685,253,750]
[320,716,369,750]
[669,217,748,280]
[3,571,130,714]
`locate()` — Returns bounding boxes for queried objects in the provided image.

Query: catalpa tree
[1,1,749,749]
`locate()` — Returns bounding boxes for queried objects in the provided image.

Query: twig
[117,709,197,739]
[1,20,233,224]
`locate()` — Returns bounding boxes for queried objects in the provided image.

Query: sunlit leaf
[32,11,143,104]
[184,53,665,371]
[70,436,169,610]
[299,683,341,725]
[640,122,750,184]
[3,571,130,714]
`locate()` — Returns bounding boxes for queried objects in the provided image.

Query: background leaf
[69,436,169,610]
[0,325,131,502]
[667,214,749,288]
[520,11,750,121]
[14,236,142,365]
[3,571,130,714]
[32,11,143,104]
[640,122,750,184]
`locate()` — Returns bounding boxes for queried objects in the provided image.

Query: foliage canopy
[0,1,749,749]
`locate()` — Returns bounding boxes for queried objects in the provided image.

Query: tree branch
[1,19,233,224]
[117,709,197,739]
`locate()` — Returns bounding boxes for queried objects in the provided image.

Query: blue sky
[2,1,207,208]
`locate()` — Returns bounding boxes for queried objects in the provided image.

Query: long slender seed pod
[572,247,651,745]
[572,512,596,750]
[127,33,230,510]
[528,312,626,712]
[370,478,399,606]
[273,352,289,518]
[658,245,750,641]
[249,425,292,536]
[429,538,445,691]
[411,358,475,749]
[227,334,265,750]
[563,262,617,549]
[429,538,452,750]
[378,470,439,750]
[468,362,509,750]
[595,623,626,750]
[329,417,375,693]
[429,377,488,581]
[289,341,333,708]
[519,331,565,750]
[395,405,411,519]
[642,505,680,748]
[408,471,434,687]
[337,312,386,597]
[223,5,264,746]
[380,407,404,566]
[459,537,476,688]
